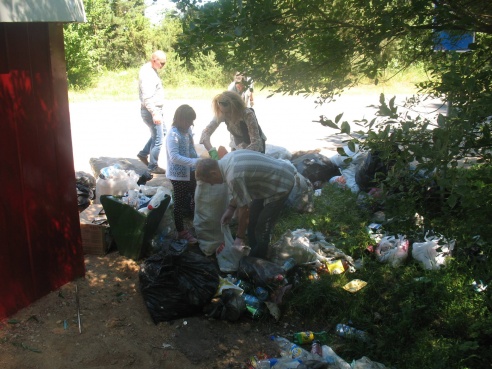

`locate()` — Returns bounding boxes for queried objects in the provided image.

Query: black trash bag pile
[203,288,246,322]
[75,171,96,208]
[355,149,397,192]
[139,244,220,323]
[292,153,340,185]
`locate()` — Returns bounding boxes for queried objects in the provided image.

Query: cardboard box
[79,204,110,255]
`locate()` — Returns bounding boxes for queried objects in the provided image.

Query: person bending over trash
[195,150,295,259]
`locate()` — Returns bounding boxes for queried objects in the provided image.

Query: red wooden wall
[0,22,85,319]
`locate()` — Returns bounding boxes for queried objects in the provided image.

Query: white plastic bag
[375,234,409,267]
[265,144,292,160]
[194,181,230,256]
[412,233,455,270]
[216,225,250,273]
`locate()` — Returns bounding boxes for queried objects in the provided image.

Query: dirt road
[69,93,445,174]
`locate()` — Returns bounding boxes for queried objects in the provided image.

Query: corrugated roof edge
[0,0,86,23]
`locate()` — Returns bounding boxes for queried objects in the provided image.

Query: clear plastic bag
[216,225,251,273]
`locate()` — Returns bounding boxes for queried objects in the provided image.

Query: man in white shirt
[137,50,167,174]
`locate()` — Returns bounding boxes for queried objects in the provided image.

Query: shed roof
[0,0,86,22]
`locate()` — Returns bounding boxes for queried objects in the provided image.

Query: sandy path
[69,93,446,174]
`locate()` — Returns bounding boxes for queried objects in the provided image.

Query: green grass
[68,65,426,103]
[68,68,226,102]
[276,184,492,369]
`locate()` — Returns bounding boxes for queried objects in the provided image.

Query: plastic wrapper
[343,279,367,293]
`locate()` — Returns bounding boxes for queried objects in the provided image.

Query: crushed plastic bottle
[321,345,350,368]
[271,357,302,369]
[282,257,297,273]
[271,336,316,361]
[255,286,269,301]
[335,323,369,342]
[243,294,261,309]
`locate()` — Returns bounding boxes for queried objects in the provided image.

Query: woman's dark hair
[173,104,196,130]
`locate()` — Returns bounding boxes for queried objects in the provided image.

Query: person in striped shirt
[195,150,295,259]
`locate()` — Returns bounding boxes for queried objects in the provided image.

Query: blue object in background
[434,31,475,51]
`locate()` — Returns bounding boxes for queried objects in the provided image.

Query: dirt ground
[0,246,315,369]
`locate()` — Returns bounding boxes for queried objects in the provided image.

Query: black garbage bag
[203,288,246,322]
[355,150,396,192]
[139,247,220,323]
[291,153,340,184]
[75,171,96,207]
[237,256,286,289]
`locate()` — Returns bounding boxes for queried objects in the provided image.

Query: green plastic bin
[100,194,171,260]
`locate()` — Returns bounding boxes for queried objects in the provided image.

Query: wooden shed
[0,0,87,319]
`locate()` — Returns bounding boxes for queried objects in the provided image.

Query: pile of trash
[247,334,389,368]
[368,227,455,270]
[139,228,359,324]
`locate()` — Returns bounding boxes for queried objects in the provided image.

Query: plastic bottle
[271,274,287,285]
[246,305,265,319]
[255,358,278,369]
[292,331,328,344]
[127,189,139,209]
[310,340,322,357]
[148,189,167,210]
[254,286,269,301]
[248,355,275,369]
[271,336,314,360]
[321,345,350,369]
[271,357,302,369]
[243,293,261,309]
[335,323,369,342]
[282,257,297,273]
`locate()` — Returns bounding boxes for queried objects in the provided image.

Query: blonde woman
[200,90,266,157]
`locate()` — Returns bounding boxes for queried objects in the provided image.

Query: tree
[65,0,156,87]
[173,0,492,234]
[173,0,491,99]
[64,0,113,88]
